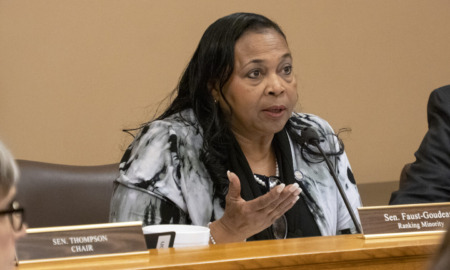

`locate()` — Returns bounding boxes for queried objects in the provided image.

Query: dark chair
[357,180,399,206]
[16,160,119,228]
[357,164,411,206]
[398,163,412,190]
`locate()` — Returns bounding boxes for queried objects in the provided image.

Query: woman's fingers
[248,184,301,229]
[226,171,242,201]
[267,190,301,220]
[248,183,301,212]
[222,171,303,238]
[245,184,284,210]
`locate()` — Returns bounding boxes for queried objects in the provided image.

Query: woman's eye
[248,70,261,79]
[283,65,292,75]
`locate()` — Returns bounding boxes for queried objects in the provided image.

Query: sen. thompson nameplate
[358,202,450,238]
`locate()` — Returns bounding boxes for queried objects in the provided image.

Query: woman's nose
[265,74,285,96]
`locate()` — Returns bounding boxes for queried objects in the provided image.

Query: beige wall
[1,0,449,185]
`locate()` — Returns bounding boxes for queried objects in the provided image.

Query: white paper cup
[142,224,210,248]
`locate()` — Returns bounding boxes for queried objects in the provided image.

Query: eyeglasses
[0,201,25,232]
[254,174,288,239]
[267,177,287,239]
[272,214,287,239]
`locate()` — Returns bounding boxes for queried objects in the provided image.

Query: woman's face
[0,187,25,270]
[213,28,298,140]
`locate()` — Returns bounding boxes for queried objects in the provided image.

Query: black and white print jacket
[109,109,362,235]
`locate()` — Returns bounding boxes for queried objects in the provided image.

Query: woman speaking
[109,12,361,244]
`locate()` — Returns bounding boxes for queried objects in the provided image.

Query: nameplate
[16,221,148,264]
[358,202,450,238]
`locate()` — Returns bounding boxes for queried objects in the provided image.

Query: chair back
[16,160,119,228]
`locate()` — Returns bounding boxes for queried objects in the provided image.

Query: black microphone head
[300,127,320,145]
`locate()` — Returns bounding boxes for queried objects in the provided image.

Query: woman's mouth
[263,105,286,118]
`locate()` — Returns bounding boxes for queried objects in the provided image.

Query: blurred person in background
[0,140,26,270]
[390,85,450,204]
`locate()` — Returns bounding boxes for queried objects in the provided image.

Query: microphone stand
[308,135,362,234]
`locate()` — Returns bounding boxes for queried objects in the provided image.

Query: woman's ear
[208,82,220,103]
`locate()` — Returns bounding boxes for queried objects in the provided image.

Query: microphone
[300,127,362,234]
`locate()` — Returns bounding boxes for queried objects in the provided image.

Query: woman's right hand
[209,171,302,243]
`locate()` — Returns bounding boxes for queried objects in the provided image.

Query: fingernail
[290,183,299,192]
[227,170,231,178]
[293,196,300,203]
[276,183,285,193]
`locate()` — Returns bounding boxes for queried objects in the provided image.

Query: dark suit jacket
[390,85,450,204]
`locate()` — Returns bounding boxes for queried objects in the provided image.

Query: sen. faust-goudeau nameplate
[16,221,148,264]
[358,202,450,238]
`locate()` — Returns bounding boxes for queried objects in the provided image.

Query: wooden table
[17,234,443,270]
